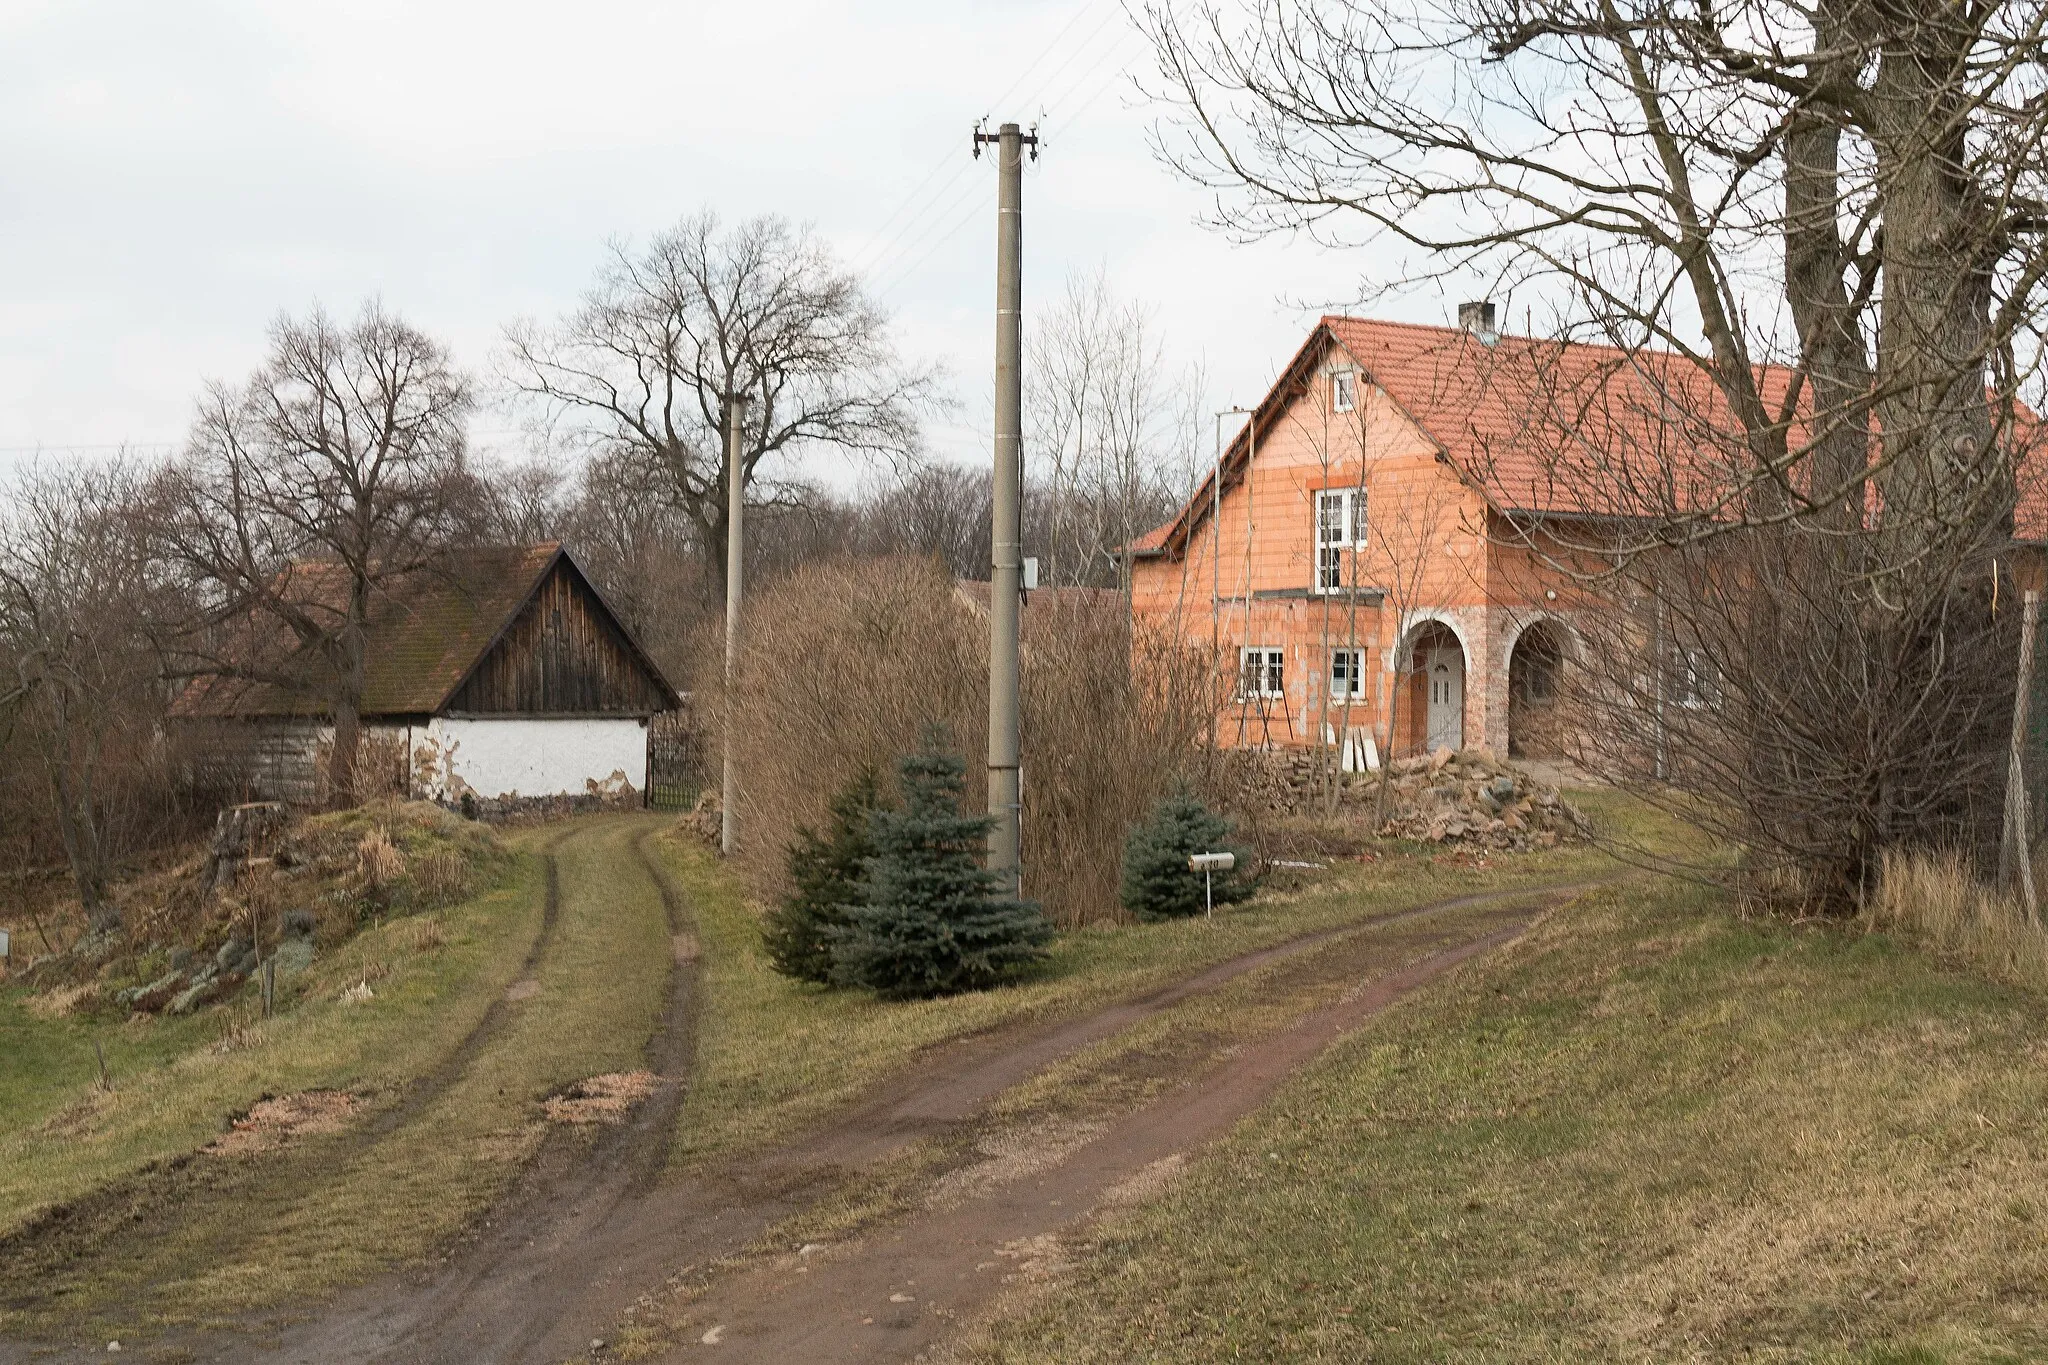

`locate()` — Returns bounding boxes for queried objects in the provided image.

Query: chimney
[1458,300,1498,341]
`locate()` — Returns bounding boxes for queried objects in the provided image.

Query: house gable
[1130,323,1489,613]
[441,555,676,716]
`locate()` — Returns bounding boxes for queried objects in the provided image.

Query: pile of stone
[109,908,318,1016]
[1375,748,1589,850]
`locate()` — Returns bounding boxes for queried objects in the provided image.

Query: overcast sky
[0,0,1470,483]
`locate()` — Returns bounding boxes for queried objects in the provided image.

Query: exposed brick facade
[1130,316,1583,760]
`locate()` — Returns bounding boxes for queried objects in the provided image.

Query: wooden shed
[171,543,680,807]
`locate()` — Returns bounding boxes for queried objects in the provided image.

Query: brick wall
[1134,335,1575,757]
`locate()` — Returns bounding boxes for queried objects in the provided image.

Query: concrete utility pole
[720,394,751,857]
[975,120,1036,896]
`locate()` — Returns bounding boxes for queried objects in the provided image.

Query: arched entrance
[1508,620,1566,758]
[1398,621,1465,754]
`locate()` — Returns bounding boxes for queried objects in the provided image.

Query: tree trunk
[1782,25,1876,529]
[47,704,115,933]
[1868,3,2001,536]
[327,606,369,808]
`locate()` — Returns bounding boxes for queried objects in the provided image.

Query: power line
[848,1,1107,276]
[872,23,1147,304]
[1036,24,1146,130]
[851,2,1141,291]
[866,170,998,290]
[873,181,999,303]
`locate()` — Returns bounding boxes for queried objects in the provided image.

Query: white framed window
[1673,647,1717,709]
[1238,646,1285,700]
[1315,487,1364,592]
[1330,648,1365,699]
[1332,369,1357,413]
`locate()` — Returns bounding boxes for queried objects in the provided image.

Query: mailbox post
[1187,851,1237,918]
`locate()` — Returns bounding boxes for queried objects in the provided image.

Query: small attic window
[1332,369,1357,413]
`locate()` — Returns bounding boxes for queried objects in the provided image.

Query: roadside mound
[1247,747,1592,852]
[20,800,505,1020]
[1376,748,1591,850]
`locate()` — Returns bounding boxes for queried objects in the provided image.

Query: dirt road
[222,882,1577,1365]
[651,922,1529,1363]
[1,852,1594,1365]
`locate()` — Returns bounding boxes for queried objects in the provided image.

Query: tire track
[0,829,575,1305]
[12,867,1606,1365]
[361,828,572,1139]
[236,820,705,1365]
[300,875,1609,1365]
[657,917,1541,1362]
[777,874,1616,1174]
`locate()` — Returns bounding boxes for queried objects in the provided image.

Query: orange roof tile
[1149,315,2048,550]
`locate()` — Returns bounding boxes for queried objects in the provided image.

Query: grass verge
[0,846,546,1238]
[0,814,677,1335]
[944,875,2048,1365]
[656,793,1657,1173]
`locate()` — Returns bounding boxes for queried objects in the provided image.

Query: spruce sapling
[833,730,1052,999]
[763,767,884,984]
[1120,788,1249,921]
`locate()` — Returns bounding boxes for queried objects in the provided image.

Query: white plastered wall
[417,717,647,801]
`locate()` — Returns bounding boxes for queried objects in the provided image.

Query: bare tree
[152,303,473,807]
[501,212,938,598]
[862,464,993,578]
[467,456,571,545]
[0,463,173,932]
[1145,0,2048,900]
[1026,269,1202,589]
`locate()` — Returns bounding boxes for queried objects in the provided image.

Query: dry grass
[408,916,448,953]
[0,816,679,1335]
[719,556,1218,926]
[1865,847,2048,990]
[356,827,405,888]
[948,876,2048,1365]
[657,814,1628,1173]
[409,847,473,907]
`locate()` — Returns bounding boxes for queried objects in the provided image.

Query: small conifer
[762,767,884,983]
[832,730,1052,999]
[1120,788,1249,921]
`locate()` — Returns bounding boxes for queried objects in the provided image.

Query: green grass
[0,848,548,1238]
[946,876,2048,1365]
[0,814,680,1333]
[658,817,1629,1172]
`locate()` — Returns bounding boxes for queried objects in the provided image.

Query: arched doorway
[1508,621,1566,758]
[1399,621,1465,754]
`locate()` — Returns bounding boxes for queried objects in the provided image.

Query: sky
[0,0,1471,486]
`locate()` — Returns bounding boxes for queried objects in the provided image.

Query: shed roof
[170,543,678,720]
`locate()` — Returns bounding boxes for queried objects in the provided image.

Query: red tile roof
[171,543,575,720]
[1140,315,2048,552]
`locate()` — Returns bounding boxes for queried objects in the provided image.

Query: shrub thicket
[762,767,884,984]
[720,557,1229,926]
[831,734,1052,998]
[1120,789,1250,921]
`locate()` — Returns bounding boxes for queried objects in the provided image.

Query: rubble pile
[1375,748,1590,850]
[1244,746,1591,851]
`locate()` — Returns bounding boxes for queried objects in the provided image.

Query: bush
[832,733,1053,999]
[720,556,1230,927]
[1120,789,1250,921]
[762,767,885,984]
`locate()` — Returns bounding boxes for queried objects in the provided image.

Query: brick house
[1129,305,1775,764]
[1134,306,2048,765]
